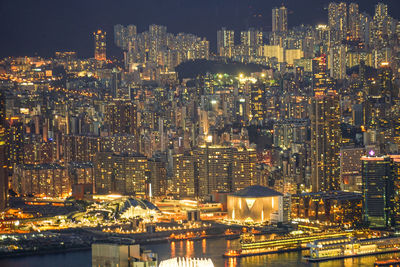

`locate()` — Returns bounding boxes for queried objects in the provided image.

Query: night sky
[0,0,399,58]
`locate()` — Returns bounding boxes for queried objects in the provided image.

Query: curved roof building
[228,185,284,223]
[115,197,160,219]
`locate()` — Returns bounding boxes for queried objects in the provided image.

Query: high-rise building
[94,29,106,61]
[113,154,148,197]
[250,82,267,122]
[217,28,235,57]
[231,148,257,192]
[7,117,23,174]
[0,91,7,210]
[94,152,114,194]
[114,24,137,50]
[328,2,348,43]
[240,28,263,47]
[147,158,167,198]
[196,146,232,197]
[105,100,137,136]
[361,155,393,228]
[348,3,360,39]
[310,91,341,192]
[94,152,149,196]
[272,6,288,33]
[173,152,197,198]
[12,163,70,198]
[340,147,365,192]
[329,44,347,79]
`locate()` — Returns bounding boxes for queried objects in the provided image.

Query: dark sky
[0,0,399,58]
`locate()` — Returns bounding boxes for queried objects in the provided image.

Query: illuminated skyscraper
[310,91,341,192]
[114,24,137,50]
[250,82,267,122]
[94,29,106,61]
[196,146,232,197]
[329,44,347,79]
[173,152,197,198]
[272,6,288,33]
[348,3,360,39]
[231,148,257,192]
[378,62,394,103]
[217,28,234,57]
[113,154,148,197]
[361,155,393,228]
[240,28,263,47]
[0,91,7,210]
[7,117,24,173]
[328,2,348,43]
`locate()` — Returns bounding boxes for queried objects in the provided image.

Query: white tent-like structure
[159,257,214,267]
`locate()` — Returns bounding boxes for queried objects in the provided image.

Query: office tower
[348,3,360,39]
[94,29,106,61]
[272,6,288,32]
[0,91,7,210]
[328,2,348,43]
[361,155,393,228]
[310,91,341,192]
[217,28,234,57]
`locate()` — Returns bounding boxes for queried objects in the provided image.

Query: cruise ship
[224,231,353,258]
[305,236,400,262]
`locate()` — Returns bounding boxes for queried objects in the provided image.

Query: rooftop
[231,185,283,198]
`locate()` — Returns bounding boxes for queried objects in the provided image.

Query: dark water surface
[0,237,399,267]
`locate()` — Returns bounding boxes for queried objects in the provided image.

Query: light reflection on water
[1,238,400,267]
[148,238,400,267]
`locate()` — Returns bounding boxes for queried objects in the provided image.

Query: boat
[375,258,400,267]
[304,236,400,262]
[223,231,353,258]
[169,231,207,241]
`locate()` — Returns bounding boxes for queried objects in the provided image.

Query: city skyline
[3,1,400,266]
[0,0,398,58]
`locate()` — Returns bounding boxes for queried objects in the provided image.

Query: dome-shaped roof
[231,185,283,198]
